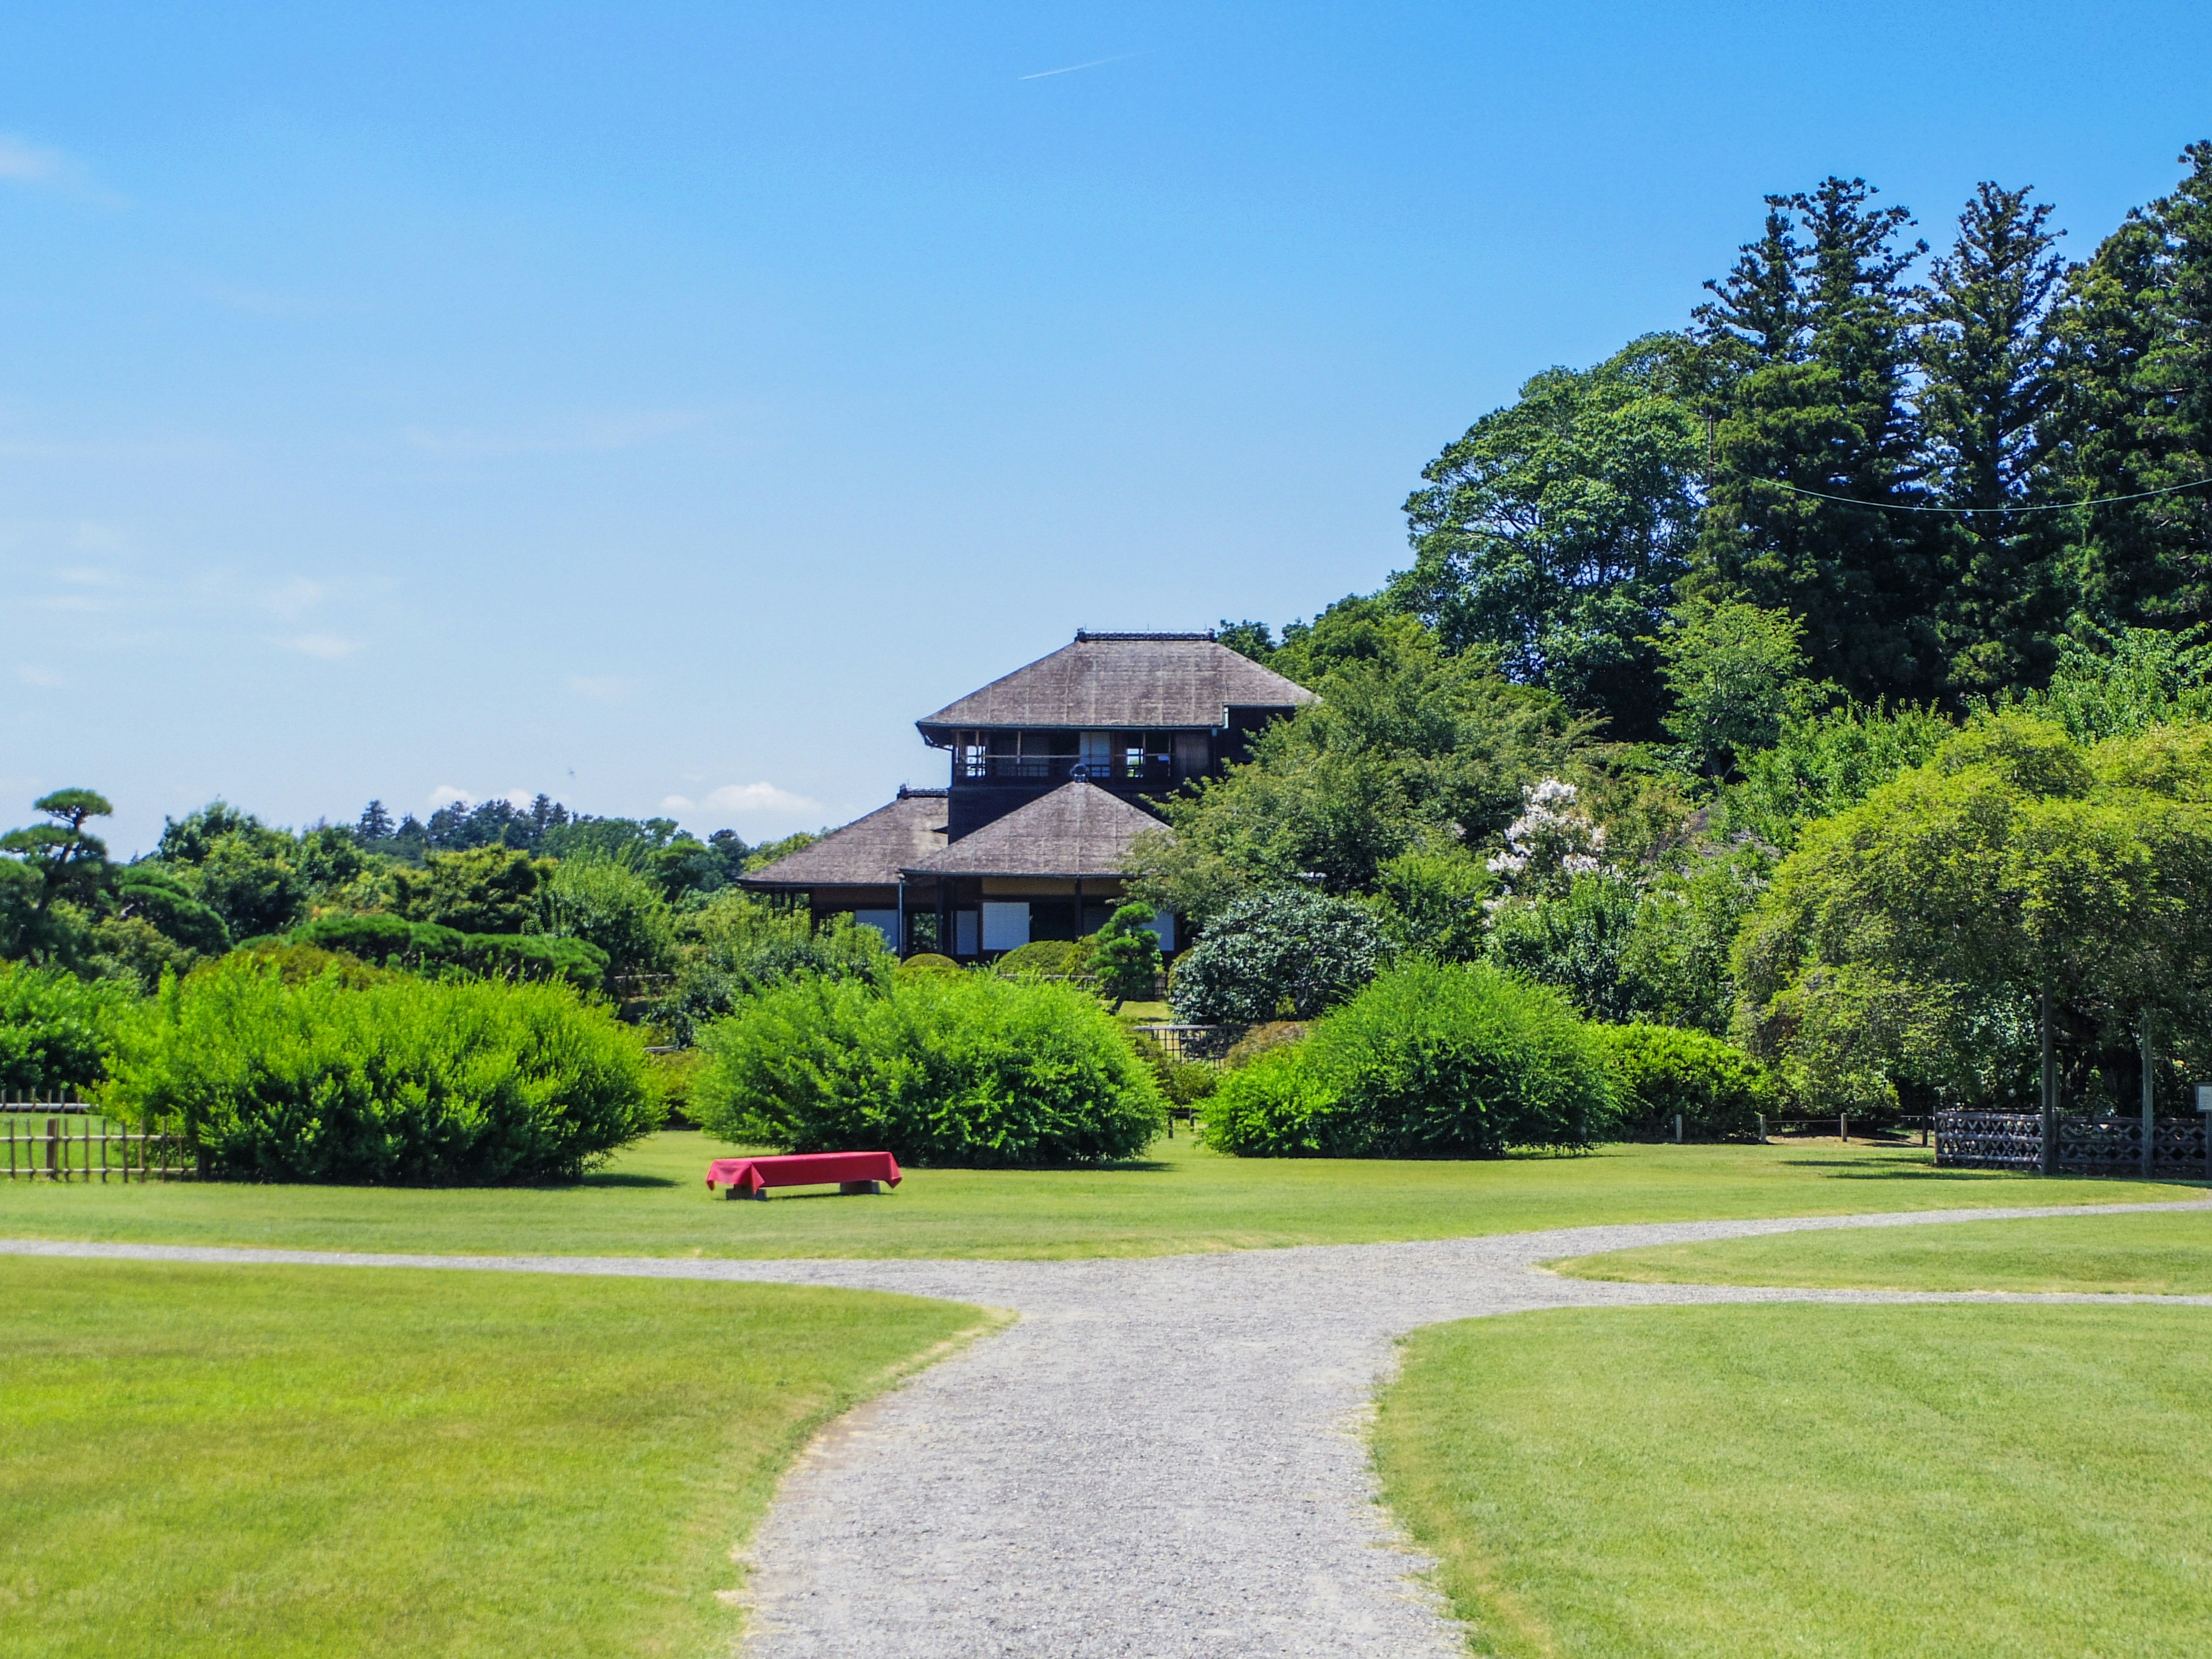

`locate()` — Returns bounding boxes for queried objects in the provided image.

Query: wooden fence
[1935,1109,2210,1177]
[2,1097,194,1182]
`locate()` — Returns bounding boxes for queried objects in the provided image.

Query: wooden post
[2142,1013,2156,1178]
[46,1116,58,1180]
[1757,1113,1767,1145]
[1675,1113,1683,1143]
[1839,1113,1847,1144]
[2040,993,2058,1176]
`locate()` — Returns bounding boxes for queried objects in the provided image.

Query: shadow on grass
[578,1173,681,1189]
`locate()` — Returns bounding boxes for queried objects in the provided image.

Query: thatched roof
[903,782,1169,879]
[738,789,948,890]
[916,632,1315,734]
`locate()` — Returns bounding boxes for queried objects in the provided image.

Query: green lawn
[0,1132,2200,1260]
[1555,1206,2212,1295]
[1375,1302,2212,1659]
[0,1258,991,1659]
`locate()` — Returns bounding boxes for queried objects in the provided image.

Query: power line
[1755,475,2212,515]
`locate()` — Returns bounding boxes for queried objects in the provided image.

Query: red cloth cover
[706,1151,903,1194]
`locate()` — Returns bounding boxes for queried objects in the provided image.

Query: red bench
[706,1151,903,1200]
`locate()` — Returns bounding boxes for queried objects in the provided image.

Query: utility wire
[1755,475,2212,514]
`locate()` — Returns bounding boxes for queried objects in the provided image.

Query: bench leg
[838,1180,882,1195]
[724,1184,767,1200]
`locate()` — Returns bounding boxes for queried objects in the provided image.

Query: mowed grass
[1556,1205,2212,1294]
[0,1258,990,1659]
[1375,1303,2212,1659]
[0,1132,2200,1260]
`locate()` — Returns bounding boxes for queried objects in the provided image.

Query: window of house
[851,910,900,953]
[982,901,1031,952]
[955,910,980,955]
[1078,732,1111,776]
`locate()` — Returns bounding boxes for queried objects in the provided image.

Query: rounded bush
[896,953,964,978]
[1169,887,1388,1024]
[1590,1021,1779,1142]
[103,956,659,1184]
[1201,960,1609,1157]
[695,972,1165,1166]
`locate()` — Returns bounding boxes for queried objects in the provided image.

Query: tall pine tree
[1691,179,1948,702]
[1917,183,2071,691]
[2054,143,2212,628]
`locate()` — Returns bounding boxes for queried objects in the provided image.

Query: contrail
[1019,50,1150,81]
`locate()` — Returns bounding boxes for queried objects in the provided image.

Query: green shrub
[288,914,609,992]
[695,972,1165,1166]
[992,938,1092,979]
[1223,1020,1307,1068]
[1588,1021,1779,1142]
[1124,1031,1219,1107]
[1201,960,1609,1157]
[533,855,675,982]
[0,964,139,1094]
[1169,887,1387,1023]
[103,957,659,1184]
[896,952,964,978]
[657,912,890,1046]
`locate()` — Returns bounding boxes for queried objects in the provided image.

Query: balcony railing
[956,755,1175,784]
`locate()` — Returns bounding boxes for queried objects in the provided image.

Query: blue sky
[4,1,2208,854]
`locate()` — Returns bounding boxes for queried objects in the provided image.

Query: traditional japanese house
[740,630,1315,959]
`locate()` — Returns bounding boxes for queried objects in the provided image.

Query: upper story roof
[916,631,1316,737]
[902,781,1168,880]
[737,787,946,890]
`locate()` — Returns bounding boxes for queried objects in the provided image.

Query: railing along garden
[1936,1110,2210,1179]
[2,1096,194,1182]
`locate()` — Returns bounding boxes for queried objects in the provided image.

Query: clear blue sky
[5,2,2208,854]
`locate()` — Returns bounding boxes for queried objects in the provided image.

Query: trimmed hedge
[103,956,659,1184]
[1590,1021,1779,1142]
[695,973,1165,1166]
[1202,960,1609,1157]
[288,914,609,992]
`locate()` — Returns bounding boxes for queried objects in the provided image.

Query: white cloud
[16,665,61,687]
[266,577,324,621]
[662,782,823,819]
[0,135,69,185]
[279,631,358,660]
[428,785,472,808]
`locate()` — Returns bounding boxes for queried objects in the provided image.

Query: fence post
[46,1116,58,1180]
[1674,1113,1683,1143]
[1839,1113,1847,1145]
[1757,1113,1767,1145]
[2142,1014,2156,1178]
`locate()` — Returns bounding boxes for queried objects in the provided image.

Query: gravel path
[12,1195,2212,1657]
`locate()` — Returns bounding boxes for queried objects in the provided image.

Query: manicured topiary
[1201,960,1609,1158]
[695,972,1164,1166]
[1589,1021,1779,1142]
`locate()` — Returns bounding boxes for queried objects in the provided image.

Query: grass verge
[0,1258,991,1659]
[1553,1206,2212,1294]
[0,1133,2200,1260]
[1374,1302,2212,1658]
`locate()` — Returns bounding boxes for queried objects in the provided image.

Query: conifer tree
[2054,143,2212,628]
[1691,179,1947,703]
[1917,183,2071,691]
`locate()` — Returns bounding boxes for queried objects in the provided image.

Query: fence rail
[2,1097,195,1182]
[1935,1110,2210,1177]
[1127,1024,1250,1066]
